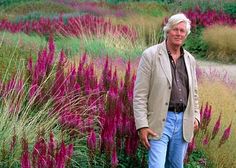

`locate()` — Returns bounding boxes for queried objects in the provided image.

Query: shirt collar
[165,40,184,59]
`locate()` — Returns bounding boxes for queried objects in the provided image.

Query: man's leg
[148,111,176,168]
[165,112,188,168]
[148,134,169,168]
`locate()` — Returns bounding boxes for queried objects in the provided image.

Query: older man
[133,13,200,168]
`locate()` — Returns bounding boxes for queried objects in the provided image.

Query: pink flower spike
[87,129,96,151]
[187,137,196,155]
[202,133,210,145]
[111,147,118,168]
[219,121,232,147]
[211,113,221,140]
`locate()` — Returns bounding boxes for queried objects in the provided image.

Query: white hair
[163,13,191,39]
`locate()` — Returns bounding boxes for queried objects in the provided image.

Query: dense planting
[0,1,236,167]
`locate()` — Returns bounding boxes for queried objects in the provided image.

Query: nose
[176,30,181,35]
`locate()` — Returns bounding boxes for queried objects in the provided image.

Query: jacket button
[165,102,168,106]
[162,118,166,122]
[169,86,171,89]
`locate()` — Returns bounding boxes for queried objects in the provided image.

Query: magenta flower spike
[21,137,31,168]
[56,141,67,168]
[21,151,31,168]
[202,133,210,145]
[111,147,118,168]
[29,83,40,101]
[211,113,221,140]
[219,121,232,147]
[201,102,212,131]
[59,49,67,66]
[66,144,74,158]
[47,35,55,67]
[100,56,112,91]
[27,56,33,74]
[187,137,196,155]
[47,132,56,167]
[48,131,56,156]
[87,129,97,151]
[200,104,203,123]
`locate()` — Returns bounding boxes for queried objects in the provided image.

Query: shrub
[184,28,208,59]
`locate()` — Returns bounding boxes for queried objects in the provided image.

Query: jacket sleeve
[192,59,200,123]
[133,51,152,130]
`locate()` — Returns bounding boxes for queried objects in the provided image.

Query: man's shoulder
[142,42,163,57]
[184,49,196,62]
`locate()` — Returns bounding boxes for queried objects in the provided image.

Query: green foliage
[14,11,84,23]
[0,31,46,79]
[184,28,208,59]
[223,2,236,17]
[118,145,148,168]
[123,2,168,17]
[56,135,108,168]
[55,36,81,58]
[83,36,144,60]
[2,1,75,19]
[0,43,31,80]
[169,0,236,14]
[0,31,46,49]
[0,0,42,7]
[185,150,215,168]
[104,0,166,4]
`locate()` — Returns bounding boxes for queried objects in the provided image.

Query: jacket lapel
[184,52,192,89]
[158,42,172,86]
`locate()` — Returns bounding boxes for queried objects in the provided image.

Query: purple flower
[111,147,118,168]
[202,133,210,145]
[21,137,31,168]
[87,129,97,151]
[21,151,31,168]
[211,113,221,140]
[187,138,196,155]
[219,122,232,147]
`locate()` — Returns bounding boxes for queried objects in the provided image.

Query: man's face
[167,22,187,47]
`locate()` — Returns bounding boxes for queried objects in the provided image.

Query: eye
[180,29,186,33]
[173,28,178,32]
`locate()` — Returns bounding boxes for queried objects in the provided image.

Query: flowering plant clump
[52,0,127,17]
[0,37,142,167]
[185,6,236,28]
[186,103,233,164]
[0,14,137,41]
[1,37,233,167]
[20,131,73,168]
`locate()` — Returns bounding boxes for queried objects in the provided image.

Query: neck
[166,40,181,59]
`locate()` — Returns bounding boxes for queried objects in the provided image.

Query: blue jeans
[148,111,188,168]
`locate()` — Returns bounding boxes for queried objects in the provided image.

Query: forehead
[171,22,186,29]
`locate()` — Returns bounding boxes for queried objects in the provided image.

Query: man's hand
[194,118,199,131]
[139,128,157,149]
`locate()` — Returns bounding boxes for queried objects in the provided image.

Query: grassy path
[197,60,236,82]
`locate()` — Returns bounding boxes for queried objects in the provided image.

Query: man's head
[163,13,191,47]
[163,13,191,40]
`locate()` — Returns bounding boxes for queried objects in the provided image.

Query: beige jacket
[133,41,200,142]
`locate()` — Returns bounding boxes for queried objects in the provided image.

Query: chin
[174,42,183,46]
